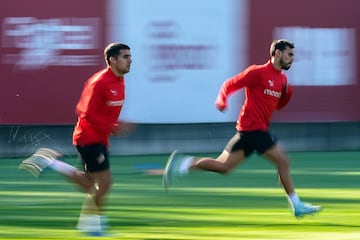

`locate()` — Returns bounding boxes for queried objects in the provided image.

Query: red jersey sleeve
[215,65,258,111]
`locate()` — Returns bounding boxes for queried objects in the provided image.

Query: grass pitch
[0,151,359,239]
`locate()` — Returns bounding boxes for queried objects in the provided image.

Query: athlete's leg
[47,153,109,232]
[76,169,112,234]
[88,169,112,211]
[163,132,250,189]
[191,132,249,174]
[262,143,321,218]
[163,149,247,190]
[19,148,95,192]
[75,144,112,234]
[191,149,246,174]
[262,143,294,194]
[58,168,95,193]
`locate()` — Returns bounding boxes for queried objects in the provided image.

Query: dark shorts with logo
[224,131,277,157]
[76,144,110,173]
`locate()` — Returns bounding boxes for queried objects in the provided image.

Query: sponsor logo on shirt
[264,89,281,98]
[107,100,124,106]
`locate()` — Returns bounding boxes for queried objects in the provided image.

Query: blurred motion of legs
[19,147,109,235]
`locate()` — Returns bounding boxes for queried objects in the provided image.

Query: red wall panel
[1,0,359,124]
[0,0,106,124]
[249,0,360,122]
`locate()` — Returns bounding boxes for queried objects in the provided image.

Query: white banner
[273,27,357,86]
[107,0,248,123]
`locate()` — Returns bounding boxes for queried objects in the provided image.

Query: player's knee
[99,176,113,192]
[105,177,113,190]
[218,166,232,174]
[73,172,94,192]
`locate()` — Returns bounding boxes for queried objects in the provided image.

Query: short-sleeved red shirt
[216,60,292,131]
[73,67,125,147]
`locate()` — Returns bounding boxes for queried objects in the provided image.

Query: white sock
[49,159,77,177]
[179,156,193,175]
[77,214,102,232]
[288,192,301,207]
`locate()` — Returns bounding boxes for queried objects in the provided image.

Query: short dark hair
[104,42,130,65]
[270,39,294,56]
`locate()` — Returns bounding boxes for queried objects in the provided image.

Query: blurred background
[0,0,359,157]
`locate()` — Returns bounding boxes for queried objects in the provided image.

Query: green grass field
[0,151,359,239]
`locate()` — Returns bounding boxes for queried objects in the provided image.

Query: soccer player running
[19,43,133,235]
[163,39,321,218]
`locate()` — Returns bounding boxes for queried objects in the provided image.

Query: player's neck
[109,67,124,78]
[270,58,282,71]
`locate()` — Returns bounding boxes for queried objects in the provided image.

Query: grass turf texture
[0,151,359,239]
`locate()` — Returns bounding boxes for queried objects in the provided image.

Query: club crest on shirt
[268,80,274,87]
[110,89,118,96]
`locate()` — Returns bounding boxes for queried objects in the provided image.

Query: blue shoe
[101,216,109,231]
[293,202,322,218]
[162,150,188,190]
[86,231,106,237]
[85,231,118,237]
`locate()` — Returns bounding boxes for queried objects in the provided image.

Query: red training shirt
[73,67,125,147]
[215,60,292,131]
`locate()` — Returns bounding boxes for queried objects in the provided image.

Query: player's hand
[277,83,293,110]
[215,97,227,112]
[216,104,226,112]
[284,82,289,93]
[111,121,136,137]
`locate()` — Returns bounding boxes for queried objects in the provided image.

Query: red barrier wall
[249,0,360,122]
[0,0,106,124]
[0,0,359,124]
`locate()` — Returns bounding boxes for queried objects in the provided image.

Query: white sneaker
[19,148,61,177]
[162,150,190,190]
[293,202,322,218]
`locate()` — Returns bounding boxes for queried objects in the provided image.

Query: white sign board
[107,0,248,123]
[273,27,356,86]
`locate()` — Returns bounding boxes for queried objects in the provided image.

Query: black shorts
[224,131,277,157]
[76,144,110,173]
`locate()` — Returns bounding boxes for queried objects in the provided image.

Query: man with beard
[163,39,322,218]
